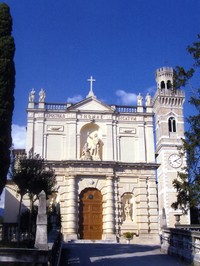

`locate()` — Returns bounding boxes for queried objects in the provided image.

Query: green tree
[12,150,57,241]
[172,34,200,214]
[0,3,15,195]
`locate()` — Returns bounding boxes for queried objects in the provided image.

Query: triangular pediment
[68,97,112,112]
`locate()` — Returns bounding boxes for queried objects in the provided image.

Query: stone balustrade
[161,227,200,265]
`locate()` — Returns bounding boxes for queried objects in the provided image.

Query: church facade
[5,67,190,242]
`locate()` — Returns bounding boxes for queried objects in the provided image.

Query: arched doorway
[79,188,102,240]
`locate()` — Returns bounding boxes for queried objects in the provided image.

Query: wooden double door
[79,188,102,240]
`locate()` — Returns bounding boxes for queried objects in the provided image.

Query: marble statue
[124,200,132,221]
[145,93,152,106]
[81,132,103,161]
[29,88,35,102]
[39,88,46,102]
[137,93,143,106]
[87,132,102,160]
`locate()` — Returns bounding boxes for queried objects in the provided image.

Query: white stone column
[77,133,80,159]
[36,115,45,156]
[103,176,116,241]
[106,122,113,161]
[113,120,118,161]
[43,134,47,159]
[67,120,77,159]
[145,122,155,163]
[61,134,66,160]
[66,175,77,239]
[136,122,145,162]
[26,112,34,152]
[117,137,121,161]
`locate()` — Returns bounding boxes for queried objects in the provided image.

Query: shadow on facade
[161,226,200,265]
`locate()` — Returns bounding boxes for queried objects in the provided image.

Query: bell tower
[153,67,190,228]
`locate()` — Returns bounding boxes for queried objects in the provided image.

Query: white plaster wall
[46,134,63,160]
[26,99,155,165]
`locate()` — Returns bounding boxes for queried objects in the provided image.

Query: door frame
[78,187,103,240]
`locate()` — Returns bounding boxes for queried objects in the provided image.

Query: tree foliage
[0,3,15,195]
[13,150,57,203]
[12,150,57,240]
[172,34,200,214]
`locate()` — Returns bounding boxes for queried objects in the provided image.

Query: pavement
[60,243,190,266]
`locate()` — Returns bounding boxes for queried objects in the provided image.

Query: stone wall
[161,228,200,265]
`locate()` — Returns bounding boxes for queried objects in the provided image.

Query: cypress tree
[0,3,15,195]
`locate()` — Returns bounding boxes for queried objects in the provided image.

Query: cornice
[44,160,159,170]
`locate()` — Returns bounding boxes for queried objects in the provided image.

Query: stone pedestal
[35,190,48,250]
[38,102,45,109]
[28,102,34,109]
[120,221,139,236]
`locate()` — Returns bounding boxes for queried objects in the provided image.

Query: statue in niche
[124,200,132,221]
[39,88,46,102]
[80,142,92,160]
[87,132,103,160]
[80,132,103,161]
[137,93,143,106]
[29,88,35,102]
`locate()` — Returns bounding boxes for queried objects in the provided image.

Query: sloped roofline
[67,96,113,111]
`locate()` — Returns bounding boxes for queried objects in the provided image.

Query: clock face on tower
[168,154,182,168]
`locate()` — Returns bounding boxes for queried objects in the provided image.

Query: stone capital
[106,175,114,180]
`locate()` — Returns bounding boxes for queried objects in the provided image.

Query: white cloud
[12,124,26,149]
[67,95,83,103]
[146,85,156,94]
[116,90,137,105]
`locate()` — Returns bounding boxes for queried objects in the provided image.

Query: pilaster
[106,122,113,161]
[26,112,35,152]
[67,119,77,159]
[103,176,116,241]
[66,175,78,239]
[136,122,145,162]
[113,120,118,161]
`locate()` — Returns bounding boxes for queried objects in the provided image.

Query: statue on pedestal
[145,93,152,106]
[39,88,46,102]
[137,93,143,106]
[29,88,35,102]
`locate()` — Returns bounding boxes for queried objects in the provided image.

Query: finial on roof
[86,76,96,98]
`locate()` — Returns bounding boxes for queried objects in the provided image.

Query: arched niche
[121,193,136,223]
[80,123,103,160]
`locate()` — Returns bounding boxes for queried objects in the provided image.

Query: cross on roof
[87,76,96,92]
[87,76,96,98]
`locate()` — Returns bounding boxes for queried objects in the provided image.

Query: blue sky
[2,0,200,149]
